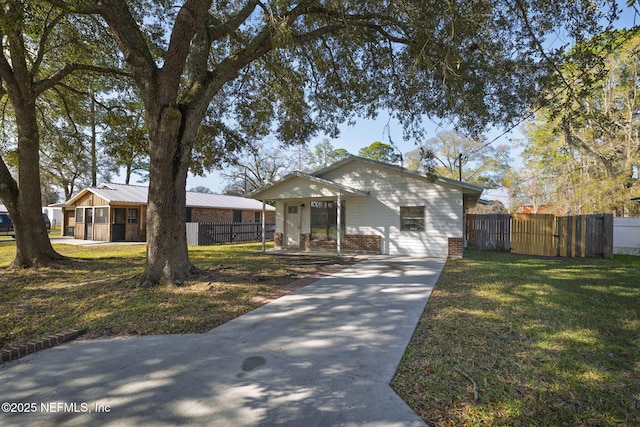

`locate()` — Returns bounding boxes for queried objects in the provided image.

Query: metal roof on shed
[66,183,273,211]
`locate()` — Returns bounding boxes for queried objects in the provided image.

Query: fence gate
[466,214,613,258]
[465,214,511,251]
[511,214,556,256]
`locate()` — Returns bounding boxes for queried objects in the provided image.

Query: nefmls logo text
[41,402,90,413]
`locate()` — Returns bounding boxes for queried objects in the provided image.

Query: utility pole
[90,88,97,187]
[458,153,463,181]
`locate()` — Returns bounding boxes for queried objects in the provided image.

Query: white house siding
[321,162,463,257]
[259,176,344,200]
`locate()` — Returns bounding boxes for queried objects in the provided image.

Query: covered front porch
[250,172,378,255]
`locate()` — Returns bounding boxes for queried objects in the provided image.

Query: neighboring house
[516,203,562,215]
[249,156,483,257]
[63,183,275,242]
[43,205,63,229]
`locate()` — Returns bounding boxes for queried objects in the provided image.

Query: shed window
[127,208,138,224]
[233,210,242,222]
[94,207,108,224]
[311,201,345,241]
[75,208,84,223]
[400,206,425,231]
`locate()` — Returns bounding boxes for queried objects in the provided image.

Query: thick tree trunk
[3,104,63,267]
[137,105,197,286]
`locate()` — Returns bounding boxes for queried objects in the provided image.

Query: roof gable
[249,172,369,200]
[314,155,484,195]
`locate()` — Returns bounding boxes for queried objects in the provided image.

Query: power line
[472,15,640,154]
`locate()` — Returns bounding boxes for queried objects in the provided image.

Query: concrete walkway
[0,256,445,426]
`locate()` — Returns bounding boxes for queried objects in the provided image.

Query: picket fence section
[466,214,613,258]
[186,222,275,246]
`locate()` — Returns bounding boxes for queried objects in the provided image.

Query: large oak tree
[54,0,619,285]
[0,1,121,266]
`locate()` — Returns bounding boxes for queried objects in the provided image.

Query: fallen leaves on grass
[0,242,359,350]
[391,251,640,427]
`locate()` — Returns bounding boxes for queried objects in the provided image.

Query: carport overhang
[248,172,369,255]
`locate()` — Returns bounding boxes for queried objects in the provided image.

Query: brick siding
[274,232,283,248]
[191,208,275,223]
[344,235,381,252]
[302,234,380,253]
[448,237,464,258]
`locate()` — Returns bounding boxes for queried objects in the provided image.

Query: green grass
[0,241,355,350]
[392,250,640,427]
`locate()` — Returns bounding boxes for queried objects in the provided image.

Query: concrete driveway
[0,256,445,426]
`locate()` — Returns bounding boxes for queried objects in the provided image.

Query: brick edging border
[0,329,84,364]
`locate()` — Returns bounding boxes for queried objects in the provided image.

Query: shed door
[285,204,300,247]
[85,208,93,240]
[112,208,126,241]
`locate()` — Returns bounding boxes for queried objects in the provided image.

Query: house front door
[285,204,300,247]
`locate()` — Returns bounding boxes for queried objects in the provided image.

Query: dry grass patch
[0,242,359,350]
[392,251,640,427]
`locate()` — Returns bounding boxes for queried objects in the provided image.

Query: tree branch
[32,7,65,80]
[33,64,131,95]
[207,0,260,42]
[161,0,212,100]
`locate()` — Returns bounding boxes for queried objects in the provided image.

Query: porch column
[337,192,342,256]
[261,200,266,253]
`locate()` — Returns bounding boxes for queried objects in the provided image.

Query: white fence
[614,217,640,255]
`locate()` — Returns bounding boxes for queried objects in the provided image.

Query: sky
[124,4,640,205]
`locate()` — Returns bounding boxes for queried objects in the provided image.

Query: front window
[311,201,345,241]
[400,206,425,231]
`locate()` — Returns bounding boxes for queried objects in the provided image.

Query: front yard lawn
[392,251,640,426]
[0,242,357,350]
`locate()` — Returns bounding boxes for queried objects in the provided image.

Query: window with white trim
[400,206,425,231]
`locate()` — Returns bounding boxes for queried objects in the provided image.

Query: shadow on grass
[0,243,360,351]
[392,250,640,426]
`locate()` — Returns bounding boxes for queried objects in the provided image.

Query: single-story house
[249,156,483,257]
[63,183,275,242]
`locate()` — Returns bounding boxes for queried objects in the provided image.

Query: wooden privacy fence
[186,222,275,246]
[465,214,511,251]
[466,214,613,258]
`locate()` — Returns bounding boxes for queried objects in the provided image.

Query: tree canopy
[19,0,624,284]
[516,28,640,216]
[0,0,123,266]
[308,139,351,171]
[406,130,512,189]
[358,141,401,164]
